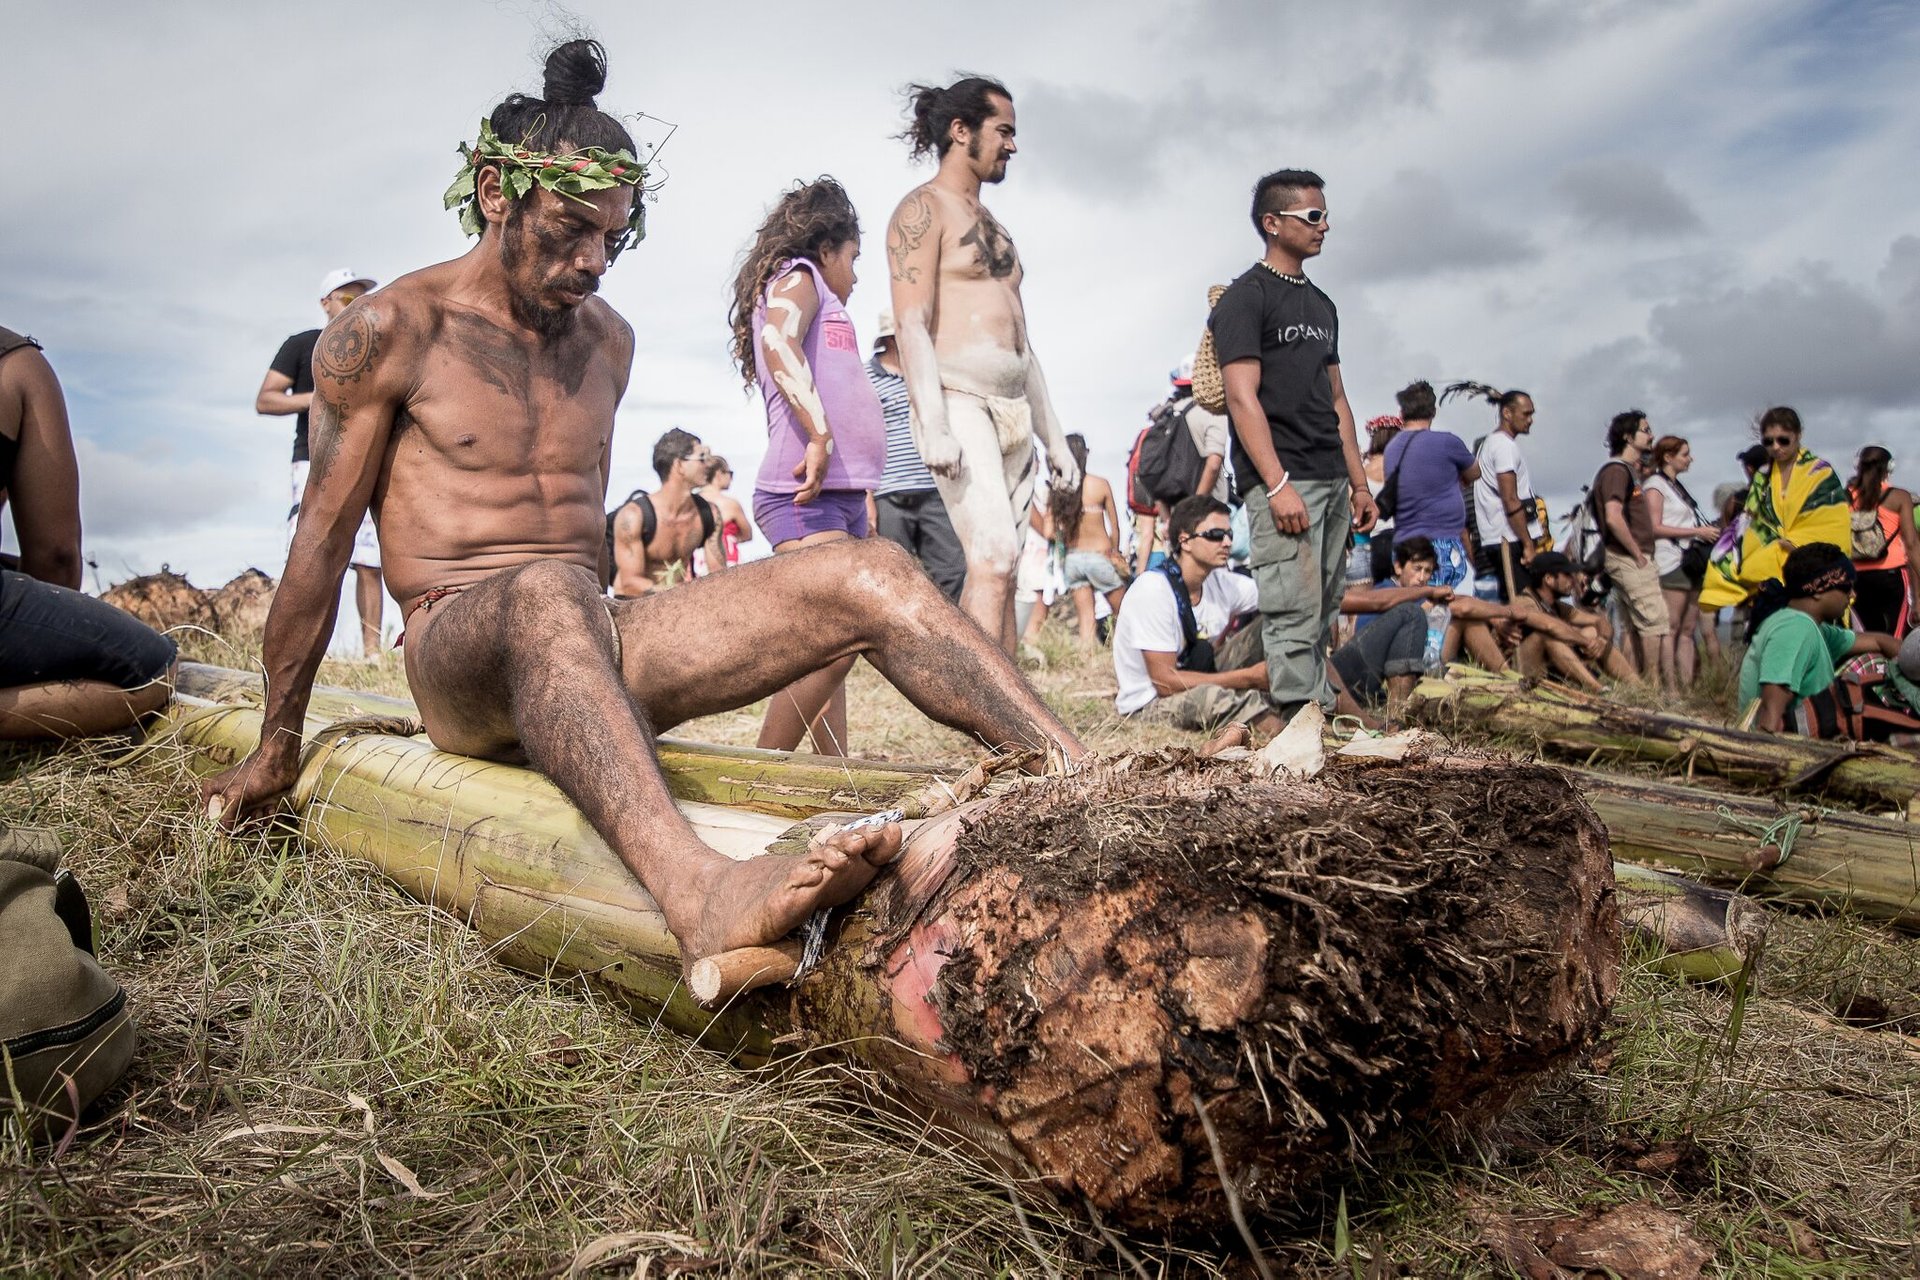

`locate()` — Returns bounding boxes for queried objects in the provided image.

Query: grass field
[4,617,1919,1276]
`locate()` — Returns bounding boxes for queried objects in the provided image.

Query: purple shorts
[753,488,869,547]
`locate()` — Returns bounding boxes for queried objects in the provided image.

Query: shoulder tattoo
[317,307,381,385]
[888,191,935,283]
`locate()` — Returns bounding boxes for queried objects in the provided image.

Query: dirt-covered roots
[919,753,1620,1232]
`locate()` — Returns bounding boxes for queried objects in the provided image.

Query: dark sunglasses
[1763,435,1794,447]
[1188,528,1233,543]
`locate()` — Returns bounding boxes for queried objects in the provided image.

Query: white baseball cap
[318,268,376,299]
[873,310,896,344]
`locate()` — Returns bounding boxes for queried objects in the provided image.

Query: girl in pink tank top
[726,178,885,754]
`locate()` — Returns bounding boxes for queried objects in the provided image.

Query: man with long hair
[201,41,1083,973]
[885,76,1079,653]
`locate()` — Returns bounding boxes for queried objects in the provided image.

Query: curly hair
[900,76,1011,161]
[728,178,861,385]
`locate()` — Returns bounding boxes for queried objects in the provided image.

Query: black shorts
[0,571,177,690]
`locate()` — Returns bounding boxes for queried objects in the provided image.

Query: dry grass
[4,612,1919,1275]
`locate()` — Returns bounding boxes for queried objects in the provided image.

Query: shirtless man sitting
[1505,552,1637,690]
[609,427,724,595]
[201,40,1084,971]
[886,76,1079,653]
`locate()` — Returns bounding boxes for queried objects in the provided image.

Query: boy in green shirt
[1740,543,1901,736]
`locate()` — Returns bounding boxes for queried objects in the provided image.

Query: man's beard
[967,134,1009,184]
[501,214,588,339]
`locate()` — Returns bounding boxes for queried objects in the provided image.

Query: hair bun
[543,39,607,107]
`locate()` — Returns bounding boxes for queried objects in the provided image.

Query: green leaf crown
[443,117,650,261]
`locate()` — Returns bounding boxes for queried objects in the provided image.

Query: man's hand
[1426,585,1455,603]
[1579,631,1609,661]
[200,744,301,830]
[792,439,829,504]
[1350,486,1378,534]
[916,424,963,479]
[1050,452,1081,496]
[1266,483,1308,535]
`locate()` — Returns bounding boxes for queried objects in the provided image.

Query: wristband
[1266,471,1291,495]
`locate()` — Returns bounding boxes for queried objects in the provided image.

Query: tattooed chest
[956,213,1020,280]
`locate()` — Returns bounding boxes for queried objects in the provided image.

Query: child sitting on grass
[1740,542,1902,737]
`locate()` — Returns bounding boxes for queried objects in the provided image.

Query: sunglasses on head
[1764,435,1794,447]
[1188,528,1233,543]
[1271,208,1328,226]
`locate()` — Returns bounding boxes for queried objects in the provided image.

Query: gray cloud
[1339,169,1537,281]
[1640,238,1920,416]
[1553,159,1704,235]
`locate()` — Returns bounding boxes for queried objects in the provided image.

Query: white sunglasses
[1270,208,1329,226]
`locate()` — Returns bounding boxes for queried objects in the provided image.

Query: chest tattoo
[958,214,1018,279]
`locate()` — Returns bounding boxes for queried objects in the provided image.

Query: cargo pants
[1245,479,1352,718]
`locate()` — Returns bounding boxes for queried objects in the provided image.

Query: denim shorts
[1063,550,1126,592]
[753,488,870,547]
[0,571,177,690]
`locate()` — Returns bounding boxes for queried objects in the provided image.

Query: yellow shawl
[1699,450,1850,609]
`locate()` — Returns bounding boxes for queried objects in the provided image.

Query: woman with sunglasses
[1847,446,1920,637]
[1699,407,1850,616]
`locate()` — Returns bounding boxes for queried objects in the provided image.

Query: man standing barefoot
[886,76,1079,653]
[202,40,1082,972]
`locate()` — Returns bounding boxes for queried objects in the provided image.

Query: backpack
[602,491,717,590]
[1566,459,1631,575]
[1,827,137,1141]
[1851,507,1889,561]
[1159,562,1217,673]
[1133,398,1206,505]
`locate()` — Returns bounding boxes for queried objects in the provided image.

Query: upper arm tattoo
[307,390,347,487]
[888,192,935,283]
[316,307,380,385]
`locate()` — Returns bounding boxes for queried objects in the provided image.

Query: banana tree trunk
[1407,667,1920,815]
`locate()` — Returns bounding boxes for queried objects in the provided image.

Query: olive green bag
[0,827,137,1140]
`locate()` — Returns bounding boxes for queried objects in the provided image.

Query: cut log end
[823,752,1622,1233]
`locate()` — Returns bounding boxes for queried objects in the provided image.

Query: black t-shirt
[1208,266,1342,482]
[269,329,321,462]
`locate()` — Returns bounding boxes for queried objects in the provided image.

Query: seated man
[202,40,1084,973]
[1742,543,1901,737]
[1504,552,1638,691]
[609,428,724,596]
[1339,535,1511,684]
[1112,495,1281,733]
[0,327,176,739]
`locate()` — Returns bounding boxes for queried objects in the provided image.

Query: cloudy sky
[4,0,1916,646]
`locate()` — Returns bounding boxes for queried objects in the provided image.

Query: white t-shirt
[1112,568,1261,714]
[1472,432,1541,545]
[1643,474,1699,576]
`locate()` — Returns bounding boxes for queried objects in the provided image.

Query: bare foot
[1198,722,1251,759]
[682,821,904,962]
